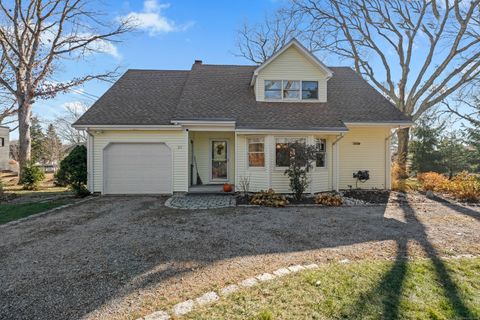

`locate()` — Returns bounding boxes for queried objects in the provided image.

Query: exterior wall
[90,130,188,193]
[338,127,391,189]
[236,133,334,193]
[255,46,328,102]
[0,126,9,170]
[190,131,235,185]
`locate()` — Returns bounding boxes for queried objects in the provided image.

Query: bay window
[275,137,306,167]
[316,138,326,168]
[248,137,265,167]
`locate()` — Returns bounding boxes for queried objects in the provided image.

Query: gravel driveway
[1,196,479,320]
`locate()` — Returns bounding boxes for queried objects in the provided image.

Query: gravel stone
[220,284,240,295]
[256,273,275,282]
[143,310,170,320]
[273,268,291,277]
[240,277,258,287]
[195,291,219,305]
[172,300,194,316]
[166,195,235,209]
[288,265,306,273]
[1,195,478,320]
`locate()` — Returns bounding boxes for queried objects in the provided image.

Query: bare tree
[443,86,480,127]
[235,10,306,64]
[54,102,88,145]
[239,0,480,169]
[0,0,132,177]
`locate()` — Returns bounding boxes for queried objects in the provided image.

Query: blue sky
[23,0,288,140]
[15,0,470,139]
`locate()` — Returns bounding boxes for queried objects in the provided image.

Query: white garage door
[104,143,172,194]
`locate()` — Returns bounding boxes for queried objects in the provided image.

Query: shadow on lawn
[343,201,475,320]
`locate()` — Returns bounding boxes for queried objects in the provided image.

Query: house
[0,126,10,171]
[73,39,412,195]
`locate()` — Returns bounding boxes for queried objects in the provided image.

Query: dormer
[251,39,333,103]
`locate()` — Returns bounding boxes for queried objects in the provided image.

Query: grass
[186,258,480,320]
[0,199,74,224]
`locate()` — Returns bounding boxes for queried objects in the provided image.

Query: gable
[255,45,329,102]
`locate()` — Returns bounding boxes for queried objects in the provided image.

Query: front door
[211,140,228,181]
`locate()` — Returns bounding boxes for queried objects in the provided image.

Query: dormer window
[264,80,318,101]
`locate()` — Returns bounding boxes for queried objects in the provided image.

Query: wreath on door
[216,144,225,155]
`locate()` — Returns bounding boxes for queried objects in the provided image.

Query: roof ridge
[126,69,190,72]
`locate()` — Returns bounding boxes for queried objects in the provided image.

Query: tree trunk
[18,101,32,179]
[396,127,410,177]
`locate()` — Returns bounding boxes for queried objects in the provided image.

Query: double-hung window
[316,138,326,168]
[275,137,306,167]
[248,137,265,167]
[265,80,318,101]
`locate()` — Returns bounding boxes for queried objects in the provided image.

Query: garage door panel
[104,143,172,194]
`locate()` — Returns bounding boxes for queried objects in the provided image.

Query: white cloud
[120,0,194,36]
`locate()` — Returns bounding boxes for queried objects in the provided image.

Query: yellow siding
[235,134,269,192]
[338,127,390,189]
[190,132,235,184]
[256,46,328,102]
[91,130,188,193]
[236,133,334,193]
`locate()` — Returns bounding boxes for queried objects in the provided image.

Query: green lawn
[187,258,480,320]
[0,200,74,224]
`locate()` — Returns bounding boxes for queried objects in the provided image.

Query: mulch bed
[342,189,391,204]
[235,194,316,205]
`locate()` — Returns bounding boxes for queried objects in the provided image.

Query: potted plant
[223,183,232,192]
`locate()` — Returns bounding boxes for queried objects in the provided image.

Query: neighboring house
[0,126,10,171]
[74,39,412,195]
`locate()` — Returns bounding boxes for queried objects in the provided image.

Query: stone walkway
[165,195,236,209]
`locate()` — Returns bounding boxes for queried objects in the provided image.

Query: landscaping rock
[220,284,240,295]
[240,277,258,287]
[426,190,435,199]
[273,268,291,277]
[143,310,170,320]
[256,273,275,282]
[288,265,305,272]
[195,291,219,306]
[304,263,319,269]
[172,299,194,316]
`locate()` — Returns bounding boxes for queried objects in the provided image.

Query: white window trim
[274,137,307,169]
[247,136,265,169]
[264,80,319,101]
[315,138,327,170]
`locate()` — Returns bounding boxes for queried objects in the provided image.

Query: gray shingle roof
[74,64,411,129]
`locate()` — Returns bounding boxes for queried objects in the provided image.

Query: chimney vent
[194,59,202,65]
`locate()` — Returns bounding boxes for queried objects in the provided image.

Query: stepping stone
[288,265,305,273]
[273,268,291,277]
[256,273,275,282]
[143,311,170,320]
[220,284,239,296]
[304,263,319,269]
[172,299,194,316]
[195,291,219,305]
[240,277,258,287]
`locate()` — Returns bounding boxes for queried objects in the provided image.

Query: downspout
[87,130,94,193]
[332,133,345,192]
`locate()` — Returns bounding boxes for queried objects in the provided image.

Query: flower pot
[223,183,232,193]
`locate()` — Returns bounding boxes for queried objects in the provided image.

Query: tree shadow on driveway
[0,196,478,320]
